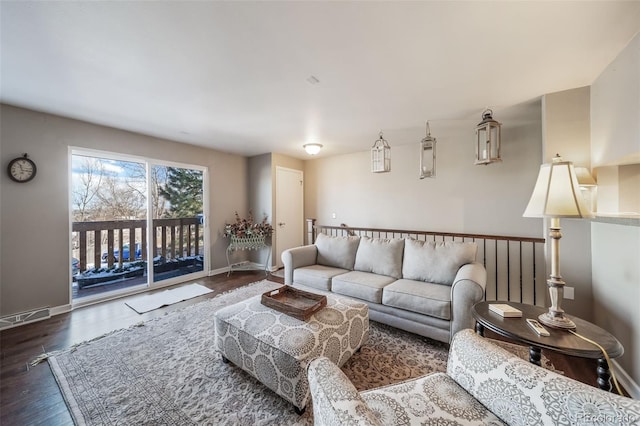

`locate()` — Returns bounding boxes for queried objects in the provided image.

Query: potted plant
[224,211,274,250]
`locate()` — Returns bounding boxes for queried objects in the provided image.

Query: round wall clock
[7,154,37,183]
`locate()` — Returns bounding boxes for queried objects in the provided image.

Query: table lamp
[523,154,594,329]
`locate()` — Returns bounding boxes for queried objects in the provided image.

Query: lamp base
[538,312,576,330]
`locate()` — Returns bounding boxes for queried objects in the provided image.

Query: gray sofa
[308,329,640,425]
[281,233,486,343]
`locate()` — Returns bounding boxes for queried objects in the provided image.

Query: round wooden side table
[472,301,624,392]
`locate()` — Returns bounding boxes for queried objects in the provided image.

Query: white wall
[590,31,640,392]
[305,100,543,237]
[591,33,640,167]
[0,104,248,316]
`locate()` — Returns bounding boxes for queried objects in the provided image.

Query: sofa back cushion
[402,239,477,285]
[354,237,404,279]
[315,233,361,270]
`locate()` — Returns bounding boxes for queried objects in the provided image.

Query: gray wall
[246,153,305,268]
[1,104,248,316]
[247,153,273,266]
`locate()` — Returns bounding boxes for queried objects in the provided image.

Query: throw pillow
[402,239,478,285]
[354,237,404,279]
[315,233,361,270]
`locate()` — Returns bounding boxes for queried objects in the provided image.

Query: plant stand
[226,235,271,276]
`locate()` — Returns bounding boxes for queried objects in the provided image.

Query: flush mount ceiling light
[303,143,323,155]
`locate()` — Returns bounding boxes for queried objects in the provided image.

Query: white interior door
[275,167,304,268]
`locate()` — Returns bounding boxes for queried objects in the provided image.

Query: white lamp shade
[523,160,594,218]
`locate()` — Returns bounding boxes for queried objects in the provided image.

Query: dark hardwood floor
[0,271,622,425]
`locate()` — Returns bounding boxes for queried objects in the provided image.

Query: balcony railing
[72,217,202,272]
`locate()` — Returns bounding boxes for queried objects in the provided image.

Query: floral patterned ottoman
[214,291,369,414]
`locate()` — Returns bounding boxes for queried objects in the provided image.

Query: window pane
[152,165,204,282]
[71,154,148,299]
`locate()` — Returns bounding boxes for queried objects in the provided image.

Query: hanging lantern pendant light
[420,121,437,179]
[475,109,502,165]
[371,131,391,173]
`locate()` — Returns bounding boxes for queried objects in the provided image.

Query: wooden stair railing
[306,218,546,306]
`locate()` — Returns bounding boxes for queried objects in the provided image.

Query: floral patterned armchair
[308,329,640,425]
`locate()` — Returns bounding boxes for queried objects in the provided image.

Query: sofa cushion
[315,233,361,270]
[293,265,349,291]
[402,239,478,285]
[332,271,397,304]
[354,237,404,279]
[382,279,452,320]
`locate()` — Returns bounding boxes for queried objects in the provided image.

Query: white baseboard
[209,266,230,276]
[209,263,274,277]
[51,304,72,316]
[0,303,71,330]
[612,359,640,399]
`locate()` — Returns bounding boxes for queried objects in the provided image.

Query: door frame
[68,147,209,308]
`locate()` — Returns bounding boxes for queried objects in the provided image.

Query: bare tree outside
[72,156,187,222]
[121,162,169,219]
[72,156,104,222]
[150,166,169,219]
[72,156,145,220]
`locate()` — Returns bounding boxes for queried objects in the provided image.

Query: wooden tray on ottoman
[261,286,327,321]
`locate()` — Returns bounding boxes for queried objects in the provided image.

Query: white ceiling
[1,1,639,159]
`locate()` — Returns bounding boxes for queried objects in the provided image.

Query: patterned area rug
[47,280,553,425]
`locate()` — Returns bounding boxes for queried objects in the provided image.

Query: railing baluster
[129,226,135,261]
[519,241,523,303]
[118,228,124,265]
[179,221,184,258]
[79,231,87,272]
[194,222,200,255]
[142,225,147,261]
[170,225,176,259]
[531,243,538,305]
[93,230,101,269]
[507,240,511,302]
[495,240,498,301]
[107,229,115,266]
[161,226,167,258]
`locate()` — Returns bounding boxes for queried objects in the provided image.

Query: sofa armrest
[449,262,486,341]
[308,357,382,426]
[448,329,640,425]
[281,245,318,285]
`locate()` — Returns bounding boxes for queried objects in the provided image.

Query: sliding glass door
[71,150,207,302]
